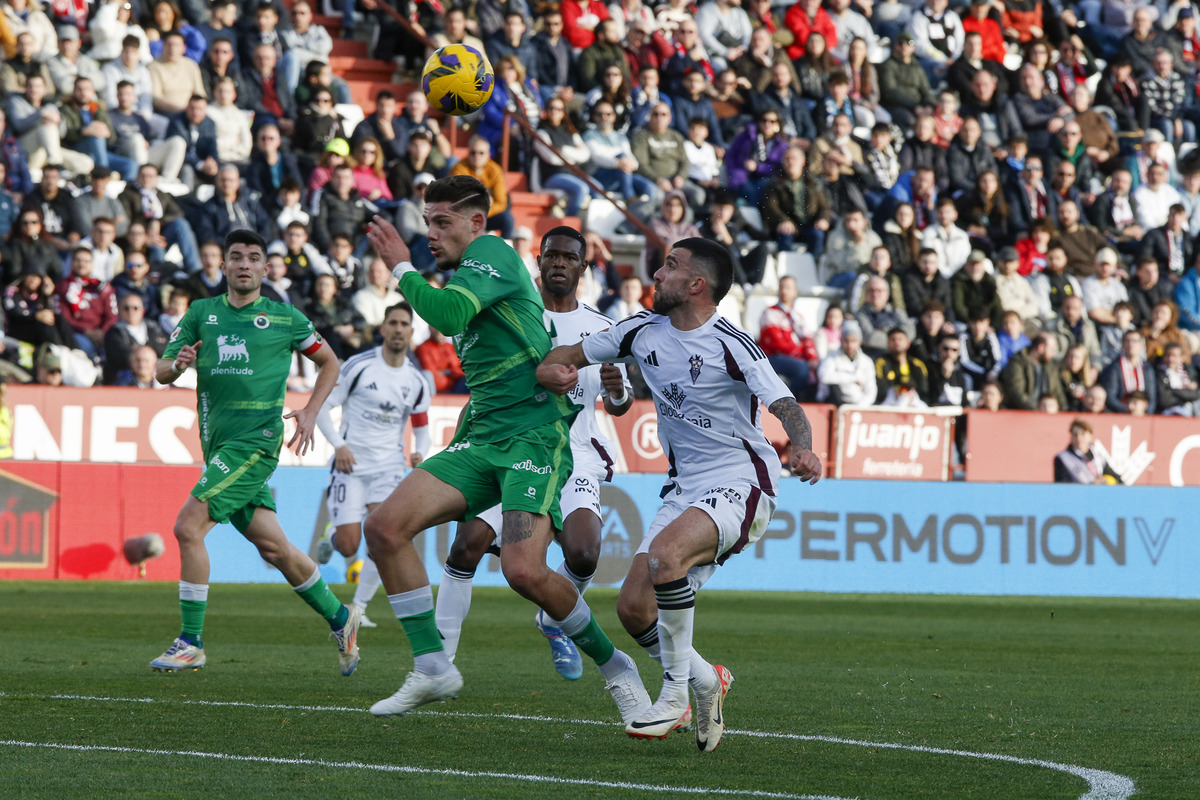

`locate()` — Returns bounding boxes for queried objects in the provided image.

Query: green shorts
[192,445,278,533]
[419,418,574,530]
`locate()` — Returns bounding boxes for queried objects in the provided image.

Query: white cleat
[354,605,378,628]
[626,694,692,739]
[150,638,206,672]
[604,656,651,726]
[330,604,362,676]
[370,666,464,716]
[694,665,734,752]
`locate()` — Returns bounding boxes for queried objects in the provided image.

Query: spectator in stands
[1054,418,1122,483]
[487,10,537,69]
[33,345,64,385]
[865,127,901,210]
[4,0,56,61]
[995,308,1031,367]
[874,326,930,404]
[992,248,1037,324]
[352,91,403,166]
[909,296,953,366]
[1045,123,1095,201]
[9,75,88,175]
[1174,264,1200,333]
[259,252,293,304]
[1080,383,1107,413]
[352,257,402,343]
[1141,204,1194,282]
[48,25,102,100]
[793,31,835,105]
[927,332,968,405]
[922,197,972,277]
[1051,293,1102,364]
[108,81,181,183]
[401,93,454,175]
[246,123,303,212]
[902,247,953,320]
[881,202,919,274]
[629,66,667,131]
[387,129,434,208]
[118,163,200,273]
[598,274,644,319]
[817,150,868,217]
[448,136,514,238]
[899,113,948,185]
[755,275,817,398]
[314,163,371,252]
[563,0,610,50]
[199,35,243,102]
[878,32,935,129]
[480,55,543,170]
[242,43,295,136]
[661,18,715,95]
[631,102,696,209]
[415,326,467,394]
[112,248,158,316]
[1126,257,1172,328]
[0,163,18,239]
[889,166,939,231]
[947,26,1002,98]
[817,320,875,404]
[195,0,238,67]
[752,60,817,144]
[1178,169,1200,237]
[959,170,1012,250]
[322,233,366,295]
[960,305,1002,386]
[158,287,188,334]
[304,272,364,359]
[910,0,963,79]
[732,25,793,94]
[146,0,204,62]
[946,117,996,198]
[1099,329,1157,413]
[0,33,53,96]
[811,111,869,188]
[4,264,71,348]
[697,188,769,288]
[762,145,830,257]
[149,31,205,119]
[532,8,577,104]
[291,88,344,168]
[55,246,116,357]
[199,163,275,245]
[282,1,335,98]
[165,93,218,188]
[783,0,834,61]
[1006,156,1052,236]
[1068,87,1119,172]
[670,68,725,149]
[578,19,626,93]
[1050,200,1108,278]
[74,215,123,283]
[1044,155,1088,219]
[1142,299,1192,362]
[1060,343,1097,412]
[809,303,841,360]
[826,209,884,289]
[1001,333,1066,409]
[102,292,167,384]
[114,344,161,388]
[585,63,633,136]
[695,0,751,72]
[1134,162,1183,231]
[584,100,653,203]
[643,189,698,275]
[276,220,329,296]
[3,208,59,282]
[1156,342,1200,415]
[1090,168,1143,255]
[0,109,32,198]
[208,77,253,166]
[1099,300,1137,366]
[1081,247,1130,329]
[856,275,912,355]
[432,8,486,54]
[25,164,82,252]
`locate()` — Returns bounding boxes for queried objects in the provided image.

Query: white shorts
[476,469,604,542]
[327,468,406,526]
[639,479,777,572]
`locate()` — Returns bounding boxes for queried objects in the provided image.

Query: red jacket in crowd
[758,302,819,362]
[415,339,465,394]
[55,274,118,335]
[562,0,611,50]
[784,4,837,61]
[961,15,1007,63]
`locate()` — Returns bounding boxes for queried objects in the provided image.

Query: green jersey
[164,294,324,457]
[398,236,572,443]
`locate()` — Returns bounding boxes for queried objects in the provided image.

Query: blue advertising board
[203,468,1199,599]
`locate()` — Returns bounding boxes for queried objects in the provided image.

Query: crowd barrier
[2,463,1195,598]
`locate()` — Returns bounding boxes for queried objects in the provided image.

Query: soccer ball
[422,44,494,116]
[346,559,364,585]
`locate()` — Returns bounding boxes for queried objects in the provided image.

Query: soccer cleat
[673,703,694,733]
[357,611,378,629]
[535,610,583,680]
[330,604,362,676]
[316,528,334,565]
[604,658,652,726]
[150,638,206,672]
[370,666,464,716]
[626,693,692,739]
[693,665,734,752]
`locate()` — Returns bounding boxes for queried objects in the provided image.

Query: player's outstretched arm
[157,341,200,385]
[768,397,822,484]
[285,340,339,457]
[537,342,590,395]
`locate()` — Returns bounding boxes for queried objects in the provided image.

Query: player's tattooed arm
[769,397,822,484]
[501,511,537,545]
[537,342,590,395]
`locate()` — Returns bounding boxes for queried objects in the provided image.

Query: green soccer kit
[164,294,325,531]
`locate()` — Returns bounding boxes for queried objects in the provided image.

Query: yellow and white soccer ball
[346,559,364,584]
[422,44,495,116]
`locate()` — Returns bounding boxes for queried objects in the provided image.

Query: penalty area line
[0,692,1136,800]
[0,740,853,800]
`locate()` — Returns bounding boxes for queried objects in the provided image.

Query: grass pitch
[0,583,1196,799]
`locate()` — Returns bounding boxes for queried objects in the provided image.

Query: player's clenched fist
[599,364,623,396]
[791,448,822,484]
[537,362,579,395]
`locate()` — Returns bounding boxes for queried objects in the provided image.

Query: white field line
[0,740,854,800]
[0,692,1135,800]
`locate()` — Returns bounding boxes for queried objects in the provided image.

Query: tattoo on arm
[769,398,813,452]
[501,510,537,546]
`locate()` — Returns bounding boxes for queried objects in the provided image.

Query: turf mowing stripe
[0,740,852,800]
[0,692,1136,800]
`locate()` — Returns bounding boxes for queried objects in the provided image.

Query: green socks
[568,613,616,665]
[400,609,445,656]
[294,568,348,629]
[179,581,208,647]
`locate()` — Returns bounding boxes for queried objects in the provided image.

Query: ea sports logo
[594,484,643,585]
[254,314,270,329]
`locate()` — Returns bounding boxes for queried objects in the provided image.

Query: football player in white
[316,302,432,626]
[434,227,636,681]
[538,237,822,751]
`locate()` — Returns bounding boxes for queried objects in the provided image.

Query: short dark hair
[164,30,186,43]
[122,34,140,49]
[225,228,267,255]
[376,89,395,103]
[921,300,946,315]
[285,220,308,233]
[674,237,733,303]
[117,79,133,91]
[425,175,491,219]
[540,225,586,256]
[385,301,414,322]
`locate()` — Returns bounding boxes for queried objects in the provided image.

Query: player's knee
[173,516,204,546]
[500,557,545,598]
[560,538,599,577]
[362,512,395,555]
[645,549,685,583]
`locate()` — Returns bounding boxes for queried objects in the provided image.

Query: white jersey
[582,310,791,497]
[318,347,431,475]
[547,304,629,480]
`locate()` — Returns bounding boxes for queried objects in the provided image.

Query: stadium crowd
[2,0,1200,419]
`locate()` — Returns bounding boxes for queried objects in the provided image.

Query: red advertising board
[4,386,833,476]
[964,409,1200,486]
[834,405,957,481]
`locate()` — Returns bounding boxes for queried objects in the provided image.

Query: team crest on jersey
[689,354,703,384]
[254,313,270,329]
[662,382,687,410]
[217,335,250,364]
[169,327,180,341]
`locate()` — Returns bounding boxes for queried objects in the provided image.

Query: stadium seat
[585,198,627,240]
[742,293,774,340]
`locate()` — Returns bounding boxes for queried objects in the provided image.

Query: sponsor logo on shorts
[525,486,537,498]
[703,486,744,503]
[211,455,231,473]
[263,429,273,438]
[512,459,552,474]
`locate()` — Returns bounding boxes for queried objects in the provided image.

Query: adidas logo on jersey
[643,351,659,366]
[366,382,378,391]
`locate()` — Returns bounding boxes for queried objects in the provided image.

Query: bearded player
[151,229,361,676]
[539,238,822,751]
[362,176,649,721]
[434,227,636,683]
